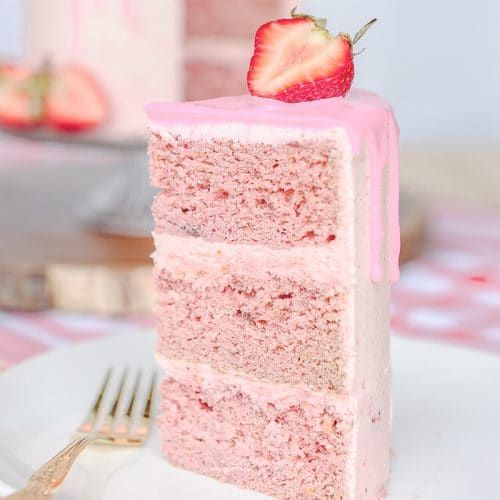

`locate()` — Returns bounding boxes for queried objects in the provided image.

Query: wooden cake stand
[0,142,426,314]
[0,162,154,314]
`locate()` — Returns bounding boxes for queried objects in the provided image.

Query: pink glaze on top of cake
[146,90,400,282]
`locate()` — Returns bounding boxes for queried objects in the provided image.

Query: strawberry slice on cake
[247,9,376,102]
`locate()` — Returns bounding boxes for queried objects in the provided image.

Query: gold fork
[4,368,157,500]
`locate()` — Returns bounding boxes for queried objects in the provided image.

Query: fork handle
[4,436,95,499]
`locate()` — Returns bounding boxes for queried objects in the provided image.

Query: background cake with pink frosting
[15,0,293,139]
[148,10,399,499]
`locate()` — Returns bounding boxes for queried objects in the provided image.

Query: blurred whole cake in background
[3,0,294,140]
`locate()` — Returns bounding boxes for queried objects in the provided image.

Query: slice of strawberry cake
[148,11,399,500]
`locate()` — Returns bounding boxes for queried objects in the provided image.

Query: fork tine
[98,367,128,436]
[126,369,143,418]
[114,369,143,437]
[78,367,112,434]
[143,371,158,420]
[134,371,157,441]
[109,367,129,419]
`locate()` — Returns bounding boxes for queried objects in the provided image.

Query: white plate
[0,332,499,499]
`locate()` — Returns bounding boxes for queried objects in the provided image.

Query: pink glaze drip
[366,130,384,282]
[388,118,401,282]
[146,90,400,282]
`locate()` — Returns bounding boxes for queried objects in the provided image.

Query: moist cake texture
[158,359,391,500]
[147,90,399,499]
[150,134,346,246]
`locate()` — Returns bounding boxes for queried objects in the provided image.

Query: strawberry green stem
[290,6,327,29]
[289,8,376,48]
[26,59,53,120]
[352,18,377,45]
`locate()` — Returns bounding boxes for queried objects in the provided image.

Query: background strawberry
[0,65,49,128]
[45,66,108,133]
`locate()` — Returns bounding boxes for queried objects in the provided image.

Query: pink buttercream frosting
[146,90,400,282]
[156,354,389,416]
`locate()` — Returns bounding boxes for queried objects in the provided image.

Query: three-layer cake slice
[147,90,399,498]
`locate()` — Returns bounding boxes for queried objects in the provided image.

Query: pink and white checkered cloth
[392,204,500,352]
[1,204,499,370]
[0,313,154,370]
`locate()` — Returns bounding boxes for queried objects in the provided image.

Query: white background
[1,0,499,145]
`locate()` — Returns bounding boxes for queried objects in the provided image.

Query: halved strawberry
[0,65,47,128]
[45,66,108,132]
[247,10,377,103]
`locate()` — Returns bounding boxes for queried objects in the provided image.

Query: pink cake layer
[156,263,350,393]
[153,229,390,395]
[185,0,294,38]
[158,358,390,499]
[150,133,347,247]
